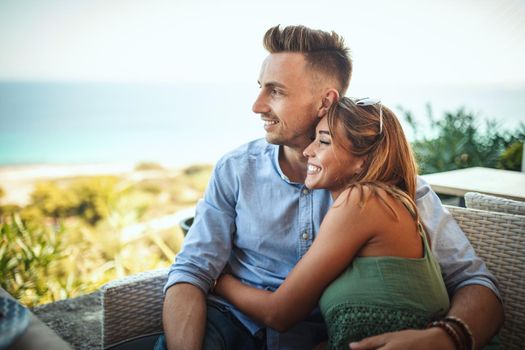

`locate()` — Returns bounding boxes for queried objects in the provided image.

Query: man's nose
[252,91,269,114]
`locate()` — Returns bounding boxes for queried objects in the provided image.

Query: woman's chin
[304,179,318,190]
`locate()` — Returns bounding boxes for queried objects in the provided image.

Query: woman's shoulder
[328,185,380,225]
[333,183,413,223]
[334,183,388,208]
[331,183,422,258]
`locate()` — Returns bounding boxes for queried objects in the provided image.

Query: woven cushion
[465,192,525,216]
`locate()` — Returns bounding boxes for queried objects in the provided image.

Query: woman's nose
[303,141,315,158]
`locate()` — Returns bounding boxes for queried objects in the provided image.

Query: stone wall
[32,291,102,350]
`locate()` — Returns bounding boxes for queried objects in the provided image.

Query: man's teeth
[307,164,321,173]
[264,120,278,126]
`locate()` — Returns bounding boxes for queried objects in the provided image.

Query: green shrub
[0,204,21,217]
[30,176,121,226]
[68,177,120,225]
[400,105,525,174]
[31,182,78,219]
[498,141,523,171]
[135,162,165,171]
[138,181,163,195]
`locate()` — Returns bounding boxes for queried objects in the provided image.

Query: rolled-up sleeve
[164,158,238,294]
[416,177,501,300]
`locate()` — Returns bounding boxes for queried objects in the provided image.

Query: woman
[214,97,450,349]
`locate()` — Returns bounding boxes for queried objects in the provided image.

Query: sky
[0,0,524,88]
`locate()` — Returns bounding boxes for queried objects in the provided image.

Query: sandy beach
[0,163,138,206]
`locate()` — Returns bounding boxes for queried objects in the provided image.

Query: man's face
[252,53,321,149]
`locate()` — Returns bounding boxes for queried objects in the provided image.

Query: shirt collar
[272,144,304,186]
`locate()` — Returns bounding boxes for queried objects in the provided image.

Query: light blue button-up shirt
[165,138,499,349]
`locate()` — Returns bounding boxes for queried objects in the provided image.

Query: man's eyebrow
[258,81,287,89]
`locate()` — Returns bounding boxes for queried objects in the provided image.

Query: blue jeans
[154,300,264,350]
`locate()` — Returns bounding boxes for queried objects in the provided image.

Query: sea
[1,81,524,168]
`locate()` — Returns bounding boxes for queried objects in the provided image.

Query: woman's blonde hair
[327,97,419,219]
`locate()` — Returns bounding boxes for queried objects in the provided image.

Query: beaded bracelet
[427,320,465,350]
[444,316,475,350]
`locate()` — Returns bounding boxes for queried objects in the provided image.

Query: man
[158,25,503,349]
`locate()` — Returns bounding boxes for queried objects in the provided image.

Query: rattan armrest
[100,268,168,349]
[465,191,525,216]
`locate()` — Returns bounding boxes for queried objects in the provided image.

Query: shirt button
[302,231,309,240]
[302,188,310,195]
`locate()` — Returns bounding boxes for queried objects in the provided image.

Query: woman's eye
[320,140,330,145]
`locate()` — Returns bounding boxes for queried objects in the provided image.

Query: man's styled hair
[263,25,352,95]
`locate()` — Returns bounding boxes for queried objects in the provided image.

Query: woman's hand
[349,328,455,350]
[313,340,328,350]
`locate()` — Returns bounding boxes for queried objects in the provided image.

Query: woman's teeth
[307,164,321,173]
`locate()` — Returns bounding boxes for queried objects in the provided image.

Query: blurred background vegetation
[1,107,524,307]
[400,105,524,174]
[0,163,212,307]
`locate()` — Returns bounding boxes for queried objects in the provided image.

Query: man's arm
[162,283,207,350]
[448,285,503,348]
[349,284,503,350]
[161,157,238,348]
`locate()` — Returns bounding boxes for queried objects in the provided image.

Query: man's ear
[318,89,340,118]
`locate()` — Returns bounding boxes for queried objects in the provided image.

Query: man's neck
[279,145,308,184]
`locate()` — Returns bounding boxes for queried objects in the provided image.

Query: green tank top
[319,224,450,349]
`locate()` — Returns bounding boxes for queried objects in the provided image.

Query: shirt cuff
[452,278,502,303]
[163,271,212,295]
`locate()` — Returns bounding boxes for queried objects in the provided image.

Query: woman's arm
[215,189,381,331]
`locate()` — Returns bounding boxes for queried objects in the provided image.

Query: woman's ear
[354,157,366,175]
[318,89,339,118]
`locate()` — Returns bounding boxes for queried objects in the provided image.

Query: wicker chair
[465,191,525,216]
[100,206,525,350]
[445,205,525,350]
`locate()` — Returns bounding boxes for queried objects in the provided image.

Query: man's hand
[349,328,455,350]
[162,283,207,350]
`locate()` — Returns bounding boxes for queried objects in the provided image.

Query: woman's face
[303,117,364,198]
